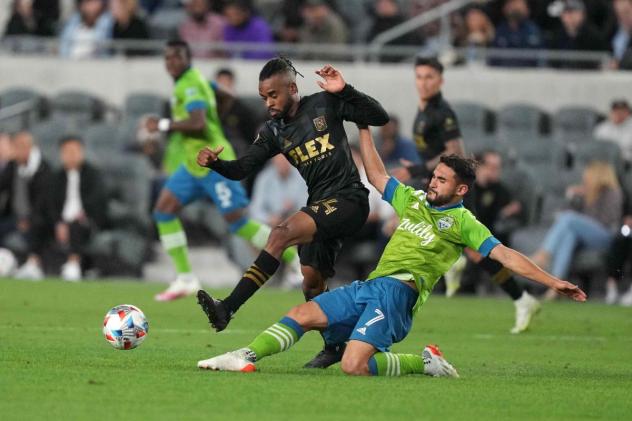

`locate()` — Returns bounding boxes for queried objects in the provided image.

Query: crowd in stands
[2,0,632,68]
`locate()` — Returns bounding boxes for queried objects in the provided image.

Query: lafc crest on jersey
[437,216,455,231]
[313,115,327,131]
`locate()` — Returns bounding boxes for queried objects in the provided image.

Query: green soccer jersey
[163,68,236,177]
[368,177,500,315]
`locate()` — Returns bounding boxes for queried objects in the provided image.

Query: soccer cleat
[620,285,632,307]
[61,260,82,282]
[281,257,303,289]
[445,255,467,297]
[511,291,541,334]
[198,348,257,372]
[154,274,200,302]
[303,343,346,369]
[422,344,459,378]
[605,282,619,305]
[197,289,232,332]
[14,259,44,281]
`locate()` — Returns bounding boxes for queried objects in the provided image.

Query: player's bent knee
[286,302,326,330]
[340,357,369,376]
[266,225,292,252]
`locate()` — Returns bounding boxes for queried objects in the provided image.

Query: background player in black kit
[196,57,389,367]
[392,57,541,334]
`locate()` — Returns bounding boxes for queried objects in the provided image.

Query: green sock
[157,218,191,274]
[368,353,424,376]
[236,219,298,264]
[247,317,304,361]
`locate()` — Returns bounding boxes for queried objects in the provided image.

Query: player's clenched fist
[197,146,224,168]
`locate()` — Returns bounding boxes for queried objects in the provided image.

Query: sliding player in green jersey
[196,127,586,376]
[146,40,300,301]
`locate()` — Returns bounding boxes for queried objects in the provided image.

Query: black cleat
[196,290,231,332]
[303,343,346,369]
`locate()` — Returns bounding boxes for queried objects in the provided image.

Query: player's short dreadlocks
[439,154,478,189]
[259,56,304,81]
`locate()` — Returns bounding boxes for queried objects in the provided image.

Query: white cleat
[14,260,44,281]
[422,344,459,378]
[281,256,303,289]
[620,286,632,307]
[61,260,82,282]
[154,273,201,302]
[511,291,541,334]
[197,348,257,372]
[445,255,467,297]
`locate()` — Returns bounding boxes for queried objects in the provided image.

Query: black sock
[223,250,280,314]
[478,257,524,300]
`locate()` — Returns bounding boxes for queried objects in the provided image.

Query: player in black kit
[392,57,541,334]
[196,57,389,367]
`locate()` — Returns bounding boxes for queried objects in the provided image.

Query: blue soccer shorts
[164,165,249,214]
[313,276,419,352]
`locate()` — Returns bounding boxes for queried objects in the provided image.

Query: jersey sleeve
[210,124,280,180]
[437,108,461,143]
[329,85,389,126]
[180,81,209,113]
[460,211,500,257]
[382,177,414,217]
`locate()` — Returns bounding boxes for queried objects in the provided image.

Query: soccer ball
[0,248,16,276]
[102,304,149,350]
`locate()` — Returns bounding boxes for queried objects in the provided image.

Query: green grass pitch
[1,279,632,420]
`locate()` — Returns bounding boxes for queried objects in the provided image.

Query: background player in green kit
[196,127,587,376]
[146,41,300,301]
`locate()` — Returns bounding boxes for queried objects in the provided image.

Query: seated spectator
[609,0,632,70]
[178,0,225,59]
[604,212,632,306]
[222,0,274,60]
[249,154,307,228]
[547,0,607,70]
[59,0,113,59]
[272,0,303,43]
[4,0,46,37]
[593,99,632,166]
[50,135,108,281]
[490,0,543,67]
[298,0,348,59]
[111,0,150,56]
[375,115,420,169]
[457,6,495,63]
[531,161,623,298]
[0,131,52,280]
[367,0,424,62]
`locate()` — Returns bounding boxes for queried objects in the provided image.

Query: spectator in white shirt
[593,99,632,165]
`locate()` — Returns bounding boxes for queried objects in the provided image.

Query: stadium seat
[148,8,186,39]
[497,103,548,138]
[553,106,602,143]
[0,87,47,130]
[573,139,623,174]
[84,122,125,159]
[124,93,168,120]
[501,163,541,225]
[452,101,495,138]
[50,90,105,126]
[30,119,70,167]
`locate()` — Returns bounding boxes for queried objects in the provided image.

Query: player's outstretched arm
[358,126,389,194]
[489,244,587,302]
[315,65,389,127]
[197,138,273,181]
[145,110,207,134]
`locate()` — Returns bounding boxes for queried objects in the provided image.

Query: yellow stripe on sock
[244,273,264,287]
[249,265,269,281]
[492,267,512,284]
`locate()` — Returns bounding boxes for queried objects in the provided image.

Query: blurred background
[1,0,632,304]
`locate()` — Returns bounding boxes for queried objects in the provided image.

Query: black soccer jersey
[412,92,461,162]
[210,84,388,202]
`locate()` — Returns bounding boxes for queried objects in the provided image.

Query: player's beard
[426,190,453,207]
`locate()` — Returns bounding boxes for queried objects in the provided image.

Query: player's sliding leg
[477,256,540,333]
[341,341,458,378]
[197,211,317,332]
[197,301,325,371]
[300,265,346,369]
[153,188,200,302]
